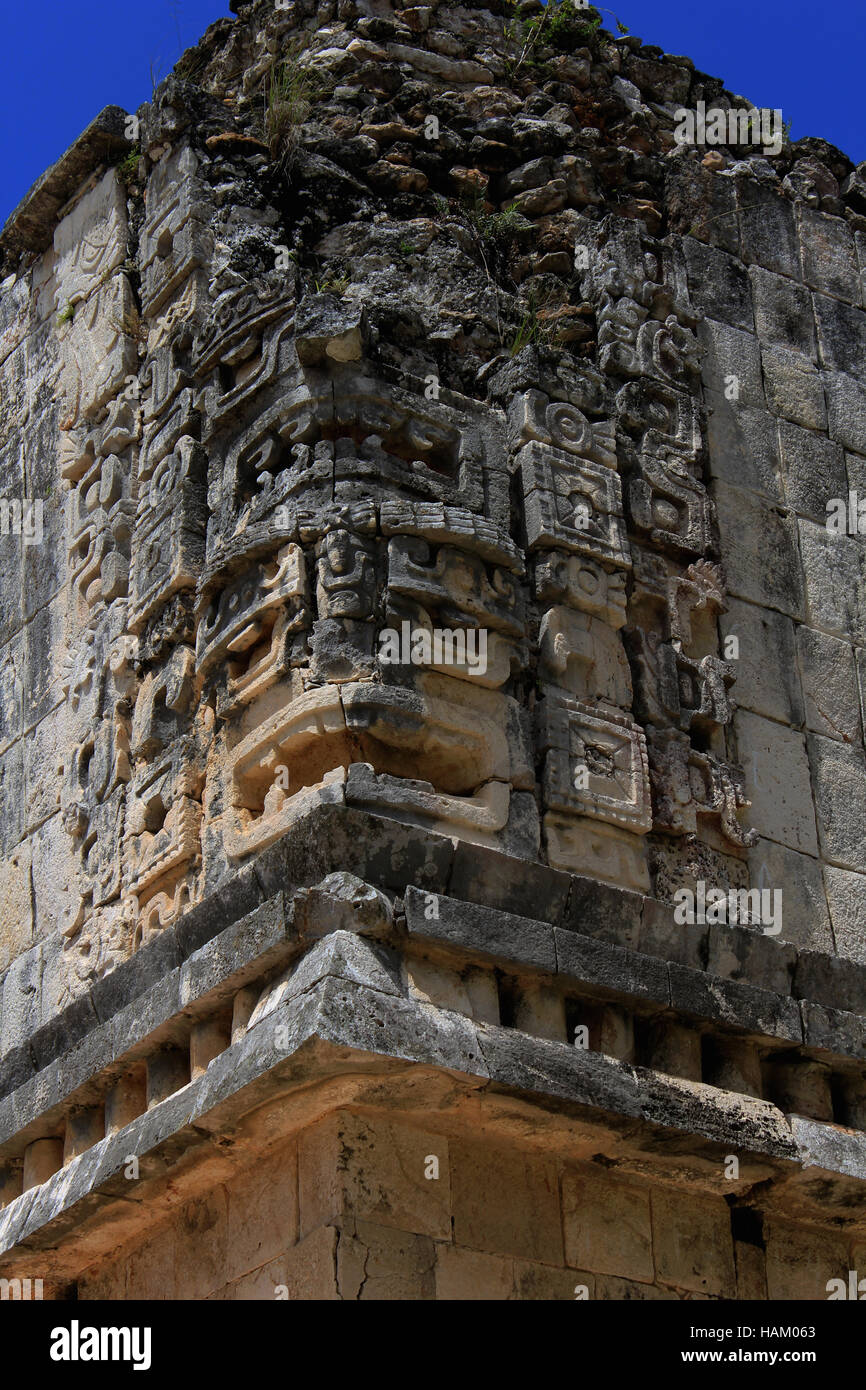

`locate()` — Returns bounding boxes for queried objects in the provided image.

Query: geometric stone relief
[667,558,727,648]
[627,556,736,734]
[599,292,700,386]
[139,145,214,319]
[139,341,199,483]
[537,695,652,833]
[225,678,533,858]
[195,543,310,716]
[533,551,628,628]
[647,728,757,849]
[53,170,128,312]
[385,536,526,689]
[129,438,207,631]
[538,606,632,708]
[6,1,866,1310]
[508,388,617,470]
[66,451,136,612]
[588,234,700,389]
[53,168,135,438]
[616,379,702,465]
[386,536,525,639]
[674,650,737,731]
[628,452,715,557]
[518,440,631,568]
[380,501,522,571]
[57,276,138,430]
[202,376,504,576]
[123,638,204,934]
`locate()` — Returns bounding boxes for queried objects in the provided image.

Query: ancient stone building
[1,0,865,1302]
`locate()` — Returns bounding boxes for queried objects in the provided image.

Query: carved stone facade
[1,0,866,1307]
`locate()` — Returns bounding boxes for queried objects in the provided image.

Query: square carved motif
[540,697,652,833]
[518,441,631,569]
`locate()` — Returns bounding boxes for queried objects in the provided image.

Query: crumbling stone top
[0,107,132,258]
[1,0,866,1295]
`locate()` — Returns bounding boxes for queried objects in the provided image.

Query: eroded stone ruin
[1,0,866,1301]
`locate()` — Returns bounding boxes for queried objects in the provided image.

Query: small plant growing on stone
[464,194,532,251]
[503,0,603,78]
[149,59,165,100]
[263,46,327,168]
[56,302,74,328]
[508,296,546,355]
[507,279,569,355]
[175,47,207,83]
[111,304,149,345]
[115,149,141,185]
[314,273,349,296]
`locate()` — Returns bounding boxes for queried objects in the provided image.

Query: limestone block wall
[0,0,865,1301]
[74,1110,866,1302]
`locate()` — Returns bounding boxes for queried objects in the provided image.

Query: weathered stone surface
[639,893,706,970]
[807,734,866,870]
[714,482,804,617]
[698,319,764,406]
[562,876,644,949]
[299,1111,451,1241]
[404,886,556,972]
[814,293,866,385]
[761,345,827,429]
[797,206,860,301]
[794,948,866,1015]
[1,0,866,1306]
[764,1215,849,1300]
[823,865,866,964]
[825,373,866,454]
[706,922,796,995]
[554,930,669,1005]
[749,266,816,359]
[796,628,861,743]
[777,418,846,521]
[651,1189,736,1297]
[798,521,866,645]
[562,1170,652,1281]
[450,1137,563,1265]
[734,710,818,855]
[722,598,802,725]
[800,998,866,1060]
[737,180,799,280]
[747,838,833,952]
[0,846,33,976]
[669,963,802,1042]
[682,238,753,331]
[705,396,783,500]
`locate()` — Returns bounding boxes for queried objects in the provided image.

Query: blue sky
[1,0,863,229]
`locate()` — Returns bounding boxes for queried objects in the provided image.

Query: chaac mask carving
[48,125,757,998]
